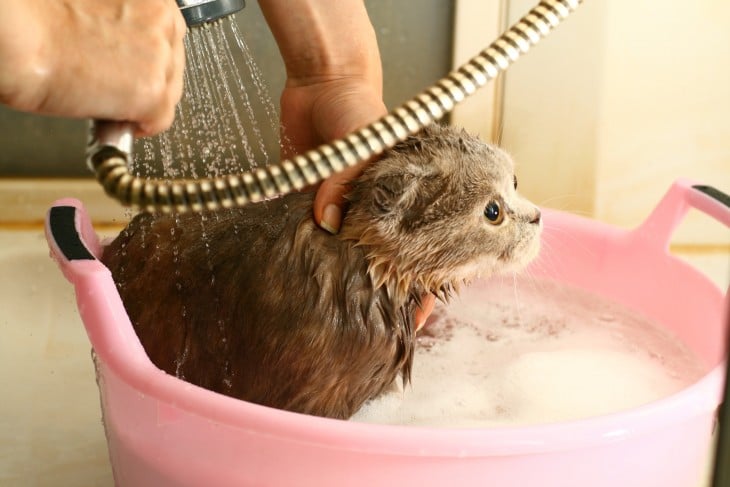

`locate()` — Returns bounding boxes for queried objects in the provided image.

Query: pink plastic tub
[45,179,729,487]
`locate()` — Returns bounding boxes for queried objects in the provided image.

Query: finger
[414,294,436,332]
[313,156,374,234]
[167,10,186,113]
[134,71,175,137]
[168,5,187,90]
[134,3,186,137]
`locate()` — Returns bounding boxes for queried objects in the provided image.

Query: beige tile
[498,0,730,246]
[450,0,504,142]
[594,1,730,246]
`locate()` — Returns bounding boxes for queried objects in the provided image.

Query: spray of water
[126,18,284,373]
[131,18,281,181]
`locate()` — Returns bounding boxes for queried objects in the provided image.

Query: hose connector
[176,0,245,27]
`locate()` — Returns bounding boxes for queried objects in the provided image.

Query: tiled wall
[450,0,728,292]
[496,0,730,247]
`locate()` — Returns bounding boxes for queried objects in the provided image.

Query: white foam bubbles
[351,277,705,427]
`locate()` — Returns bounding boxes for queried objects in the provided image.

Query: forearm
[258,0,382,91]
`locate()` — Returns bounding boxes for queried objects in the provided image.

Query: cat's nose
[530,210,542,225]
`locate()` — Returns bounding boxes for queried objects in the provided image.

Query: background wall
[497,0,730,248]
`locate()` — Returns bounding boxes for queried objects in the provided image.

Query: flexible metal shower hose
[88,0,582,213]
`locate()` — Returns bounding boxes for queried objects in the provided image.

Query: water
[351,277,705,428]
[123,18,284,370]
[131,18,281,180]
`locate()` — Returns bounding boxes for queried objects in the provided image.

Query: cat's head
[341,124,541,301]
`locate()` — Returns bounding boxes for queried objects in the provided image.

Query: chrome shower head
[176,0,245,27]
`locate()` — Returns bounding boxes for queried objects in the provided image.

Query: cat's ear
[372,163,436,216]
[372,173,417,216]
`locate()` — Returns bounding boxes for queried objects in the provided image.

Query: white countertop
[0,228,726,486]
[0,229,115,485]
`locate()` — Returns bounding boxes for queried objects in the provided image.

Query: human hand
[0,0,185,137]
[279,77,385,232]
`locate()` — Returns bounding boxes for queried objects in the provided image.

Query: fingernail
[320,204,342,234]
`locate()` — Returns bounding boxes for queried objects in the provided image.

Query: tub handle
[634,179,730,252]
[44,199,153,375]
[45,198,103,268]
[638,180,730,487]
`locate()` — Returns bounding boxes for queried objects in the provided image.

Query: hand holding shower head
[86,0,246,193]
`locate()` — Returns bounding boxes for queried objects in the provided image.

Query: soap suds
[351,277,704,427]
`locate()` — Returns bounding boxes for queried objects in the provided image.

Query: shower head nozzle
[176,0,245,27]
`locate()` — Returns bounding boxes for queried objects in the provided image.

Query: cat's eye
[513,175,518,190]
[484,201,504,225]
